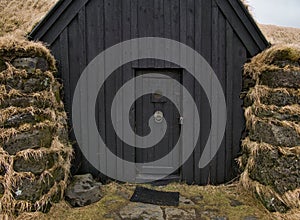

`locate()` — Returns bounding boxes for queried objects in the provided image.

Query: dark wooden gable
[29,0,269,185]
[30,0,268,56]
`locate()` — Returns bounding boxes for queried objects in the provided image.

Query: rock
[13,176,55,202]
[0,165,5,176]
[191,195,204,203]
[119,202,164,220]
[243,94,254,107]
[202,208,220,219]
[165,208,196,220]
[13,167,64,203]
[65,174,102,207]
[0,58,6,72]
[3,127,53,155]
[211,217,228,220]
[12,57,49,73]
[254,107,300,122]
[3,112,36,128]
[13,153,57,175]
[254,189,289,213]
[249,148,300,194]
[3,110,53,128]
[5,75,51,93]
[249,120,300,147]
[260,90,300,106]
[103,213,121,220]
[242,75,256,91]
[230,199,244,207]
[260,71,300,89]
[179,196,195,205]
[243,216,258,220]
[0,182,4,195]
[0,96,53,109]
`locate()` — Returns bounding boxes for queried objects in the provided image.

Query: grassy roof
[259,24,300,46]
[0,0,58,38]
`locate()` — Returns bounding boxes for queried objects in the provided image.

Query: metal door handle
[154,111,164,123]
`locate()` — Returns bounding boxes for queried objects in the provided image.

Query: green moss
[270,47,300,63]
[16,183,275,220]
[0,58,6,71]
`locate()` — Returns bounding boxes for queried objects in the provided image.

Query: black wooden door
[135,70,182,181]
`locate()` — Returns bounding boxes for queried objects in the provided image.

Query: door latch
[154,111,164,123]
[179,117,184,125]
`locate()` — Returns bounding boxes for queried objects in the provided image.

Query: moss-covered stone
[268,47,300,64]
[254,108,300,122]
[2,110,52,128]
[13,178,42,202]
[3,112,35,128]
[0,182,4,195]
[0,38,57,71]
[255,189,289,213]
[243,75,256,91]
[260,91,300,106]
[260,71,300,89]
[13,153,58,175]
[249,149,300,195]
[249,120,300,147]
[0,58,6,72]
[13,177,49,202]
[4,75,51,93]
[12,57,49,73]
[51,167,65,183]
[0,165,6,176]
[0,96,54,109]
[13,167,65,203]
[3,127,53,155]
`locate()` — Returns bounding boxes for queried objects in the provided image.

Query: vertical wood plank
[104,0,121,179]
[193,0,202,184]
[153,0,165,68]
[131,0,138,68]
[164,0,171,68]
[137,0,154,68]
[210,0,218,185]
[182,0,195,184]
[170,0,180,68]
[225,21,234,181]
[67,15,85,174]
[122,0,136,180]
[77,6,90,172]
[50,40,61,78]
[232,32,247,178]
[199,0,212,185]
[59,28,70,133]
[216,9,226,184]
[85,0,106,174]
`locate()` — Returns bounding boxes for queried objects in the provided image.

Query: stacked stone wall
[0,38,72,218]
[240,45,300,215]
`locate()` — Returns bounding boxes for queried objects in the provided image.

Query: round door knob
[154,111,164,123]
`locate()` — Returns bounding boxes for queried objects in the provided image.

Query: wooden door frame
[132,68,184,181]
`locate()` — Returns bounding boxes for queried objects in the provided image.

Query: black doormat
[130,186,179,206]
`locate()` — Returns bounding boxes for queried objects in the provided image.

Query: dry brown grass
[260,24,300,46]
[0,0,58,38]
[244,45,300,80]
[0,37,56,70]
